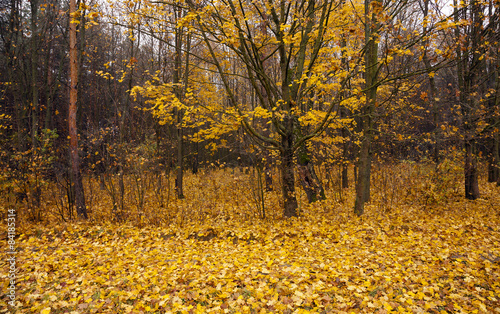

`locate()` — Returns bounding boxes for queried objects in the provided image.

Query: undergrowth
[1,161,500,313]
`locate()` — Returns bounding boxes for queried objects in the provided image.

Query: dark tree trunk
[495,122,500,187]
[339,26,350,189]
[30,0,39,148]
[176,121,184,199]
[341,162,349,189]
[465,141,480,199]
[192,141,199,174]
[422,0,441,165]
[264,163,273,192]
[454,0,482,200]
[355,135,372,215]
[69,0,87,219]
[258,17,273,193]
[355,0,378,216]
[173,9,190,200]
[297,148,325,203]
[488,135,499,182]
[341,122,350,189]
[489,29,500,183]
[281,128,298,218]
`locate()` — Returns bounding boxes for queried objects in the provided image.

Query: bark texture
[69,0,87,219]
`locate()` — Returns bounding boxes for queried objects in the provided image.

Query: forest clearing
[2,163,500,313]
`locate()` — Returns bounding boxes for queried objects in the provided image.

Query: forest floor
[1,165,500,313]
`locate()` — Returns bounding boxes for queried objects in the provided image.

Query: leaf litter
[1,180,499,313]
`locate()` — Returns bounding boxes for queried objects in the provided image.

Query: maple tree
[187,0,348,217]
[131,0,377,216]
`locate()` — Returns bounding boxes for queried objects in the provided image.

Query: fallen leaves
[1,168,500,313]
[1,198,499,313]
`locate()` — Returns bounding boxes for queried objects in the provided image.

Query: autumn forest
[1,0,500,312]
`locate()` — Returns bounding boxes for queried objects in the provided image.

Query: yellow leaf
[384,302,393,311]
[41,308,51,314]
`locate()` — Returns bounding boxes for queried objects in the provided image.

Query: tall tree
[486,0,500,184]
[172,5,191,200]
[29,0,39,149]
[421,0,441,164]
[454,0,483,200]
[183,0,342,217]
[354,0,381,216]
[69,0,88,219]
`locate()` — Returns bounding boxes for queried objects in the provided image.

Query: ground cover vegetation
[1,0,500,312]
[1,166,500,313]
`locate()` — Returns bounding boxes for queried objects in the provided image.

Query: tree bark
[176,114,184,199]
[173,8,189,199]
[30,0,39,148]
[297,145,325,203]
[69,0,87,219]
[489,14,500,183]
[355,131,372,215]
[340,105,350,189]
[488,135,499,182]
[465,141,480,199]
[495,78,500,186]
[355,0,379,216]
[422,0,440,165]
[454,0,481,200]
[497,133,500,187]
[339,25,351,189]
[281,118,298,218]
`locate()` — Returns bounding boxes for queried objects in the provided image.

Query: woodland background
[0,0,499,220]
[0,0,500,312]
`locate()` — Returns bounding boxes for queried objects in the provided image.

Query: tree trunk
[192,140,199,174]
[355,134,372,215]
[465,140,480,199]
[69,0,87,219]
[422,0,440,165]
[30,0,39,148]
[495,88,500,187]
[297,147,325,203]
[340,112,350,189]
[259,17,273,192]
[341,162,349,189]
[488,135,499,182]
[281,121,298,217]
[339,26,351,189]
[355,0,378,216]
[454,0,481,200]
[264,161,273,192]
[497,133,500,187]
[490,24,500,184]
[173,8,189,199]
[176,115,184,199]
